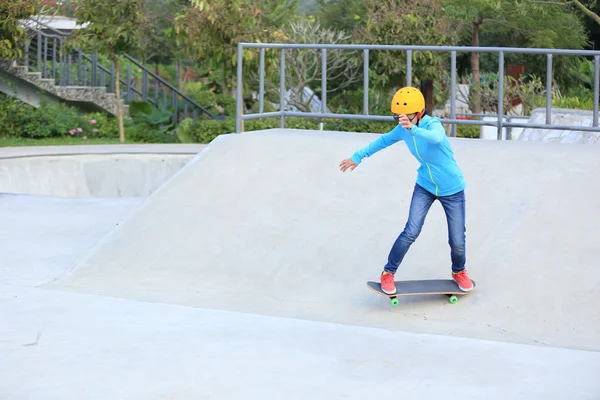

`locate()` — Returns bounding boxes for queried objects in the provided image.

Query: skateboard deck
[367,279,476,306]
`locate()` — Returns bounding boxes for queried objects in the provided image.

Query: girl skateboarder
[339,87,473,294]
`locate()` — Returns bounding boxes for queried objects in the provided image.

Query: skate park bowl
[2,130,600,398]
[0,146,200,198]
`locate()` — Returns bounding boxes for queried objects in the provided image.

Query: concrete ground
[1,130,599,399]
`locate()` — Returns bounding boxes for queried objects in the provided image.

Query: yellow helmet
[390,86,425,115]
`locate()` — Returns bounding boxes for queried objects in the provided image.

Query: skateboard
[366,279,476,306]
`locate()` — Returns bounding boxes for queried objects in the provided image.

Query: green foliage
[126,121,178,143]
[0,94,120,139]
[182,84,237,116]
[326,87,390,115]
[456,124,480,139]
[553,95,594,110]
[176,117,235,143]
[216,94,236,116]
[314,0,367,33]
[186,84,217,109]
[138,0,186,66]
[126,100,177,142]
[67,0,144,57]
[0,0,39,60]
[443,0,590,113]
[129,101,173,125]
[0,93,175,142]
[251,101,276,113]
[357,0,460,89]
[0,93,32,137]
[174,0,300,94]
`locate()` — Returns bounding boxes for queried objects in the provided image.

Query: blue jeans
[384,183,466,274]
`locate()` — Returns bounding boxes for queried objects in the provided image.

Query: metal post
[363,49,369,115]
[58,41,64,86]
[497,51,504,140]
[321,48,327,130]
[546,54,552,125]
[24,38,29,70]
[43,36,48,78]
[450,51,457,137]
[594,55,599,127]
[280,49,285,129]
[67,55,72,85]
[77,51,82,84]
[154,80,159,104]
[59,38,66,86]
[91,51,97,87]
[127,64,132,102]
[110,61,115,93]
[406,50,412,87]
[236,43,243,133]
[142,70,148,101]
[52,38,57,81]
[37,32,41,72]
[259,48,265,114]
[171,89,178,124]
[172,63,178,124]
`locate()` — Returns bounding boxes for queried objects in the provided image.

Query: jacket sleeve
[350,125,404,165]
[409,118,446,144]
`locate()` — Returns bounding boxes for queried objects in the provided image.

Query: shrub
[0,93,175,142]
[20,99,87,138]
[552,96,593,110]
[0,94,33,137]
[216,93,236,116]
[127,121,178,143]
[176,117,235,143]
[78,112,119,139]
[456,124,480,139]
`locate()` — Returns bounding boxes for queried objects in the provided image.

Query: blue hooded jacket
[350,115,466,197]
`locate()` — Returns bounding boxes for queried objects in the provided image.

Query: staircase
[0,19,213,124]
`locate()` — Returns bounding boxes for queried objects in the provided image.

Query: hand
[339,158,358,172]
[397,114,413,130]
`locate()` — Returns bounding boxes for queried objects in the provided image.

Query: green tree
[444,0,589,114]
[314,0,368,34]
[67,0,144,142]
[0,0,39,60]
[357,0,460,112]
[175,0,300,95]
[531,0,600,25]
[138,0,187,70]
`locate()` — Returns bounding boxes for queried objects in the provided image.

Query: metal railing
[12,19,213,123]
[236,43,600,139]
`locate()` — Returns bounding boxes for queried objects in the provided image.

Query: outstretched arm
[350,125,404,165]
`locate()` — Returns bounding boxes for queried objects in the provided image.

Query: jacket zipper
[413,137,439,196]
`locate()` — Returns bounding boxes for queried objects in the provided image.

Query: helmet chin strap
[415,110,425,124]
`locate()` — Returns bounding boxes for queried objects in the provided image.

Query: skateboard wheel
[390,297,399,307]
[448,295,458,304]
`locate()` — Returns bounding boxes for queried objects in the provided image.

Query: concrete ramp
[47,129,600,352]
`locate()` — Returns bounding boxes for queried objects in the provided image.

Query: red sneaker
[452,270,473,292]
[380,271,396,294]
